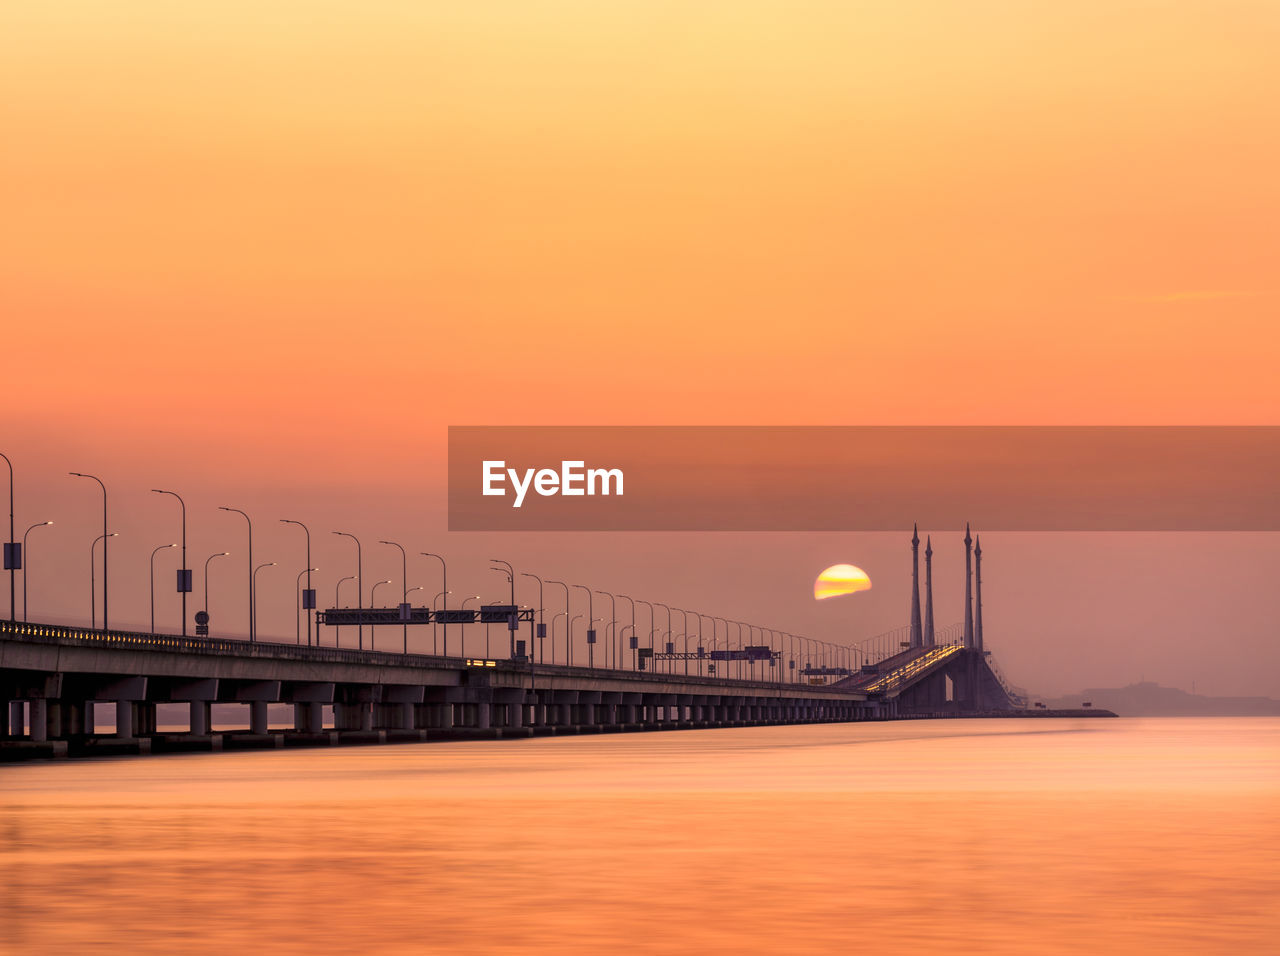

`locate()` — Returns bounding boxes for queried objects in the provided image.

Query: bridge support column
[292,702,323,733]
[27,700,46,741]
[7,701,22,737]
[250,700,269,735]
[135,702,158,736]
[476,702,491,731]
[191,700,211,736]
[113,699,132,739]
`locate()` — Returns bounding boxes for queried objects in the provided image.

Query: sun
[814,564,872,601]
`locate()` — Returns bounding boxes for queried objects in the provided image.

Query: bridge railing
[0,619,870,696]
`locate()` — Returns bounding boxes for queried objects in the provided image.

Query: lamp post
[617,594,637,670]
[570,614,584,658]
[150,543,177,634]
[369,578,392,650]
[672,607,690,674]
[335,574,356,648]
[635,599,656,671]
[593,589,617,670]
[461,594,482,659]
[151,489,190,636]
[1,452,15,622]
[572,584,595,668]
[281,519,314,646]
[491,559,516,658]
[421,552,447,656]
[732,624,747,685]
[21,520,52,622]
[551,610,568,658]
[697,612,714,676]
[252,563,276,642]
[547,580,571,666]
[71,472,109,629]
[218,506,253,641]
[332,531,363,649]
[431,589,450,654]
[203,551,230,624]
[521,572,546,665]
[89,532,118,629]
[655,603,672,669]
[380,540,408,653]
[294,567,319,644]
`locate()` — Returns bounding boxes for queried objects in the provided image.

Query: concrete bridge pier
[619,695,640,727]
[249,700,269,735]
[292,702,324,733]
[583,691,605,731]
[134,701,158,737]
[5,701,22,737]
[601,692,621,728]
[29,698,49,741]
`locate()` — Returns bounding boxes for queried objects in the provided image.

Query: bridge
[0,524,1028,760]
[0,619,1022,761]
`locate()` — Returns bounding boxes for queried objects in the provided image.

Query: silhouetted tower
[963,523,974,649]
[974,535,984,653]
[923,535,935,646]
[909,524,922,648]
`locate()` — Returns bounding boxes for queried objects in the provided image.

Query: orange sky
[1,2,1277,695]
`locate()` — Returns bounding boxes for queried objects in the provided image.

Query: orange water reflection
[2,718,1277,953]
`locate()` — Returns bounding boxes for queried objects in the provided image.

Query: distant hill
[1042,681,1280,717]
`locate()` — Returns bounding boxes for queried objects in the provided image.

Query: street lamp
[672,607,691,675]
[89,532,118,629]
[150,543,177,634]
[521,572,546,665]
[252,562,276,642]
[421,552,447,656]
[335,574,356,648]
[697,612,715,677]
[294,567,319,644]
[281,519,314,646]
[547,580,571,666]
[380,540,409,653]
[369,578,393,652]
[461,594,482,659]
[332,531,363,650]
[594,589,617,671]
[203,552,230,631]
[21,520,52,622]
[635,599,655,671]
[152,489,191,636]
[572,584,595,668]
[219,506,254,641]
[431,588,451,654]
[617,593,637,670]
[71,472,109,629]
[491,559,516,658]
[655,603,672,671]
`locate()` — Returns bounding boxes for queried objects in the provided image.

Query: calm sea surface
[1,717,1277,954]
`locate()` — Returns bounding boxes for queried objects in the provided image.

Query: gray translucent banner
[448,426,1279,531]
